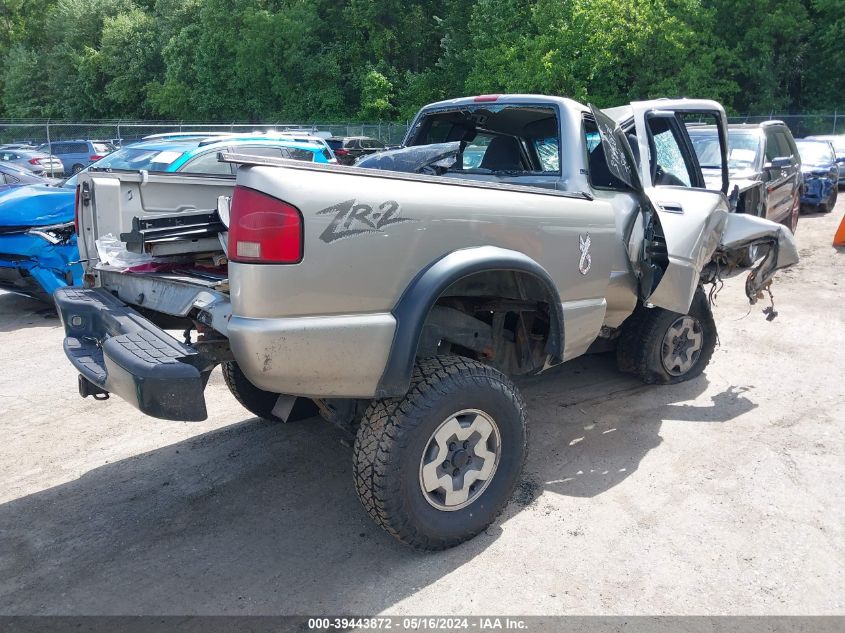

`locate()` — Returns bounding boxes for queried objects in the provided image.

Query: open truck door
[591,100,797,315]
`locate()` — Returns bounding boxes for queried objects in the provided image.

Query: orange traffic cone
[835,213,845,247]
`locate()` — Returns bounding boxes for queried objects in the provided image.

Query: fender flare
[376,246,565,398]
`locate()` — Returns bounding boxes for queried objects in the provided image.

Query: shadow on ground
[0,354,757,614]
[0,291,57,333]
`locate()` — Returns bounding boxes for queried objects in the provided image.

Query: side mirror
[765,156,792,169]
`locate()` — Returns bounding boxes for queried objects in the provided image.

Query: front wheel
[353,356,527,550]
[820,187,837,213]
[617,288,717,385]
[71,164,84,174]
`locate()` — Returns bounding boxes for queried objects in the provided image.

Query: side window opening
[180,150,234,175]
[764,130,786,162]
[583,117,628,191]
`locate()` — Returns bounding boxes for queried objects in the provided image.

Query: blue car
[795,139,839,213]
[805,134,845,186]
[0,135,330,299]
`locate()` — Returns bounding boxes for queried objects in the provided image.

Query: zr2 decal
[317,199,417,244]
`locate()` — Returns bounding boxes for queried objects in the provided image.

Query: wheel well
[417,270,559,376]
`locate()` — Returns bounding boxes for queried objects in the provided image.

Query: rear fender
[377,246,564,398]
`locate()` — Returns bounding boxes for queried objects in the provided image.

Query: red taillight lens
[89,154,104,161]
[74,185,81,235]
[28,158,42,165]
[334,148,349,156]
[473,94,500,102]
[228,185,302,264]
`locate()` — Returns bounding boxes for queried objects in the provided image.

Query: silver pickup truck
[56,96,797,549]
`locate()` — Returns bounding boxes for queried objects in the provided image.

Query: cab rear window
[408,105,561,175]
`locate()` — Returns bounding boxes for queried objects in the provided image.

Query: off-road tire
[616,288,717,384]
[353,356,527,550]
[222,361,282,421]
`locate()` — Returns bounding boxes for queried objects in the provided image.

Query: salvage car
[56,96,797,550]
[686,122,802,245]
[326,136,387,165]
[0,135,333,298]
[805,134,845,186]
[795,139,839,213]
[0,162,55,189]
[0,148,64,177]
[38,140,115,175]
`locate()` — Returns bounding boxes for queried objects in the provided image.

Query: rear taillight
[334,148,349,156]
[28,158,42,165]
[74,185,80,235]
[89,154,104,161]
[228,185,303,264]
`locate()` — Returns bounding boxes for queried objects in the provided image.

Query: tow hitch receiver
[78,374,109,400]
[54,287,214,421]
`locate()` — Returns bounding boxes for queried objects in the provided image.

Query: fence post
[833,110,838,134]
[45,121,54,178]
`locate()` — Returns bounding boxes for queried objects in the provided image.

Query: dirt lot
[0,202,843,616]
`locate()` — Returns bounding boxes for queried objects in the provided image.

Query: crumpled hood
[0,184,75,229]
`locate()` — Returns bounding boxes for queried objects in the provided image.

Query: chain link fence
[0,114,841,153]
[0,120,411,148]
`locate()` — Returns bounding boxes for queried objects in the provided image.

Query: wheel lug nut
[442,460,450,469]
[449,442,456,450]
[463,441,469,449]
[452,468,460,477]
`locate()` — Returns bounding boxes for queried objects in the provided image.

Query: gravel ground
[0,201,843,615]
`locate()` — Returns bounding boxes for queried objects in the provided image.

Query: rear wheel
[353,356,527,550]
[617,288,717,384]
[71,163,84,174]
[222,361,283,421]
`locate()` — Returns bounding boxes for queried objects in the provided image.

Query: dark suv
[688,121,802,233]
[326,136,387,165]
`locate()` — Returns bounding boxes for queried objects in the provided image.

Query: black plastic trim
[54,286,213,421]
[376,246,565,397]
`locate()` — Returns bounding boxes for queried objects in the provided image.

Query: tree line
[0,0,842,122]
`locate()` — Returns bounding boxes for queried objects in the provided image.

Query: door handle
[657,202,684,214]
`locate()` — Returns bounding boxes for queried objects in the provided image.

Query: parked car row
[687,123,843,245]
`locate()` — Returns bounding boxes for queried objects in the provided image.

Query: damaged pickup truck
[55,96,797,550]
